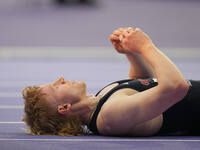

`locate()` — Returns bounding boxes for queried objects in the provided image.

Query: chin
[76,81,86,97]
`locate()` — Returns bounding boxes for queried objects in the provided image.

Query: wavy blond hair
[22,86,85,136]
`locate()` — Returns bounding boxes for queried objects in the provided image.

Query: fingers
[110,27,135,54]
[113,42,124,53]
[110,27,134,42]
[109,34,119,42]
[119,28,133,43]
[113,27,134,35]
[119,34,123,42]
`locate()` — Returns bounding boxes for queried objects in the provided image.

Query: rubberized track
[0,47,200,150]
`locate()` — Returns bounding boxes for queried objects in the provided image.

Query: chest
[96,81,163,136]
[97,82,139,99]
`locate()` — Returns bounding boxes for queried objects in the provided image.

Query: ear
[57,103,72,115]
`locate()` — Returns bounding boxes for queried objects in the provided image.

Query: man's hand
[110,27,153,54]
[109,27,132,54]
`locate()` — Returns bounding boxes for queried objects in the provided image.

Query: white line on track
[0,47,200,59]
[0,47,123,59]
[0,122,24,124]
[0,138,200,142]
[0,81,40,88]
[0,105,23,109]
[0,92,21,98]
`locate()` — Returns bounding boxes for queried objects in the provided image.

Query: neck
[70,94,101,125]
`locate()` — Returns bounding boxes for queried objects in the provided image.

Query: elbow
[175,81,190,100]
[159,80,190,101]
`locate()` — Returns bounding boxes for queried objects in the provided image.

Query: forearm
[111,27,188,89]
[126,53,155,79]
[141,44,187,89]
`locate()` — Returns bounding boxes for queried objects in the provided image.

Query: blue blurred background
[0,0,200,48]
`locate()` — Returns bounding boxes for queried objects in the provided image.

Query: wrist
[140,42,156,55]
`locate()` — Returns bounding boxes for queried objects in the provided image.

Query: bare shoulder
[96,103,163,136]
[95,86,168,136]
[95,90,139,135]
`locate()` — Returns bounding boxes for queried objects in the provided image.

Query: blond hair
[22,86,85,136]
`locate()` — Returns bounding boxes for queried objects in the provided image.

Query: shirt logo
[139,79,150,86]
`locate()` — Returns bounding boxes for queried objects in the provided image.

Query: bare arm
[100,28,189,135]
[125,53,155,79]
[110,27,188,89]
[110,28,154,79]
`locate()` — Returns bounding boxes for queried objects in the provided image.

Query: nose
[59,77,65,83]
[58,77,72,85]
[53,77,65,85]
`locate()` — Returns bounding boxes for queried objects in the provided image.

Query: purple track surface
[0,56,200,150]
[1,0,200,149]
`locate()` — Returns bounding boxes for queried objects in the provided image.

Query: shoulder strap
[89,78,158,133]
[95,79,133,96]
[89,80,135,134]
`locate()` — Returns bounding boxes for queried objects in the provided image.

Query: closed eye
[50,84,59,90]
[54,85,59,89]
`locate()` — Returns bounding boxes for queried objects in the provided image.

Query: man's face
[40,77,87,107]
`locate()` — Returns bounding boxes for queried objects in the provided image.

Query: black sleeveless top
[88,78,158,134]
[88,78,200,135]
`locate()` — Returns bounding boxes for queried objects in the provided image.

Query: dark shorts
[157,80,200,135]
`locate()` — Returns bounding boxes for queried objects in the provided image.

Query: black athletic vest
[88,78,158,134]
[88,78,200,135]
